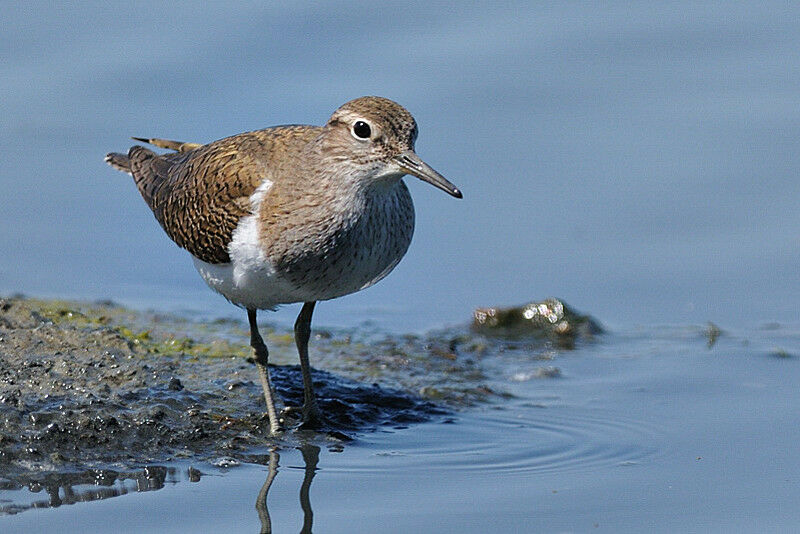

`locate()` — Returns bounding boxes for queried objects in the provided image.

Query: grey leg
[249,308,281,434]
[294,302,324,427]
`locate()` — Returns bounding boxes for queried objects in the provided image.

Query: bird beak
[395,151,462,198]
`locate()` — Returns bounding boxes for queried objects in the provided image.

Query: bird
[105,96,462,433]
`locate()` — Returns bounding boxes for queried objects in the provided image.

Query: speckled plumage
[105,96,461,432]
[122,125,320,265]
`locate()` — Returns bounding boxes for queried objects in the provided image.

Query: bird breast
[271,179,415,302]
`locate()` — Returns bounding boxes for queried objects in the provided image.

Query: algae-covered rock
[0,296,444,479]
[471,298,603,346]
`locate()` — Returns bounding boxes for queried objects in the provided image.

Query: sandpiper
[105,96,461,433]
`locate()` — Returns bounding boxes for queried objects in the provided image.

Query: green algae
[23,299,116,328]
[24,299,255,361]
[116,326,252,359]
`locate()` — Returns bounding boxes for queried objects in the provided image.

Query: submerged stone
[471,298,603,346]
[705,322,722,348]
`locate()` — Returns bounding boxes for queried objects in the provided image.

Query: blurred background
[1,1,797,332]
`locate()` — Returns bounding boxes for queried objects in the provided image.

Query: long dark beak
[395,150,462,198]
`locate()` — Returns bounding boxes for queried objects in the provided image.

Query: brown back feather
[125,126,319,264]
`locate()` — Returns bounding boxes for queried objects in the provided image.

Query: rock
[471,298,603,346]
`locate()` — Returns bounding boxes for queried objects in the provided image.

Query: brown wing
[123,126,320,264]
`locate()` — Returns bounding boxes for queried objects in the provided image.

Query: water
[2,2,798,331]
[3,324,799,532]
[2,1,799,531]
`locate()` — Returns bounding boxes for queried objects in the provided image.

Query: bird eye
[352,120,371,139]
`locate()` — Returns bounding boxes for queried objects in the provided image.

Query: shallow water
[3,322,799,532]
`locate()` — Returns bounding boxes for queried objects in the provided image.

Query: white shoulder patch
[191,178,307,309]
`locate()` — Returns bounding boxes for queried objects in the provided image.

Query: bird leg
[295,301,325,428]
[248,308,281,434]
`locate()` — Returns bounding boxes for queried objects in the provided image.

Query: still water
[2,1,799,532]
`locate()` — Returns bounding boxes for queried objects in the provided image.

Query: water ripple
[343,403,663,476]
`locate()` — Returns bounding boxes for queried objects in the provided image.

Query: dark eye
[353,120,371,139]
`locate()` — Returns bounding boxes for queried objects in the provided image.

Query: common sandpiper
[106,96,462,433]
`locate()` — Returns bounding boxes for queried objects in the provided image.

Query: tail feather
[105,137,201,175]
[105,152,131,174]
[131,137,202,153]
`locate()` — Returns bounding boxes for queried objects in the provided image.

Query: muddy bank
[0,296,597,507]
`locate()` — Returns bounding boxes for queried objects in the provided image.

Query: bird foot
[282,404,328,431]
[298,409,327,431]
[262,413,283,435]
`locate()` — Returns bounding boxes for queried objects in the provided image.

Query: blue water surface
[2,1,797,331]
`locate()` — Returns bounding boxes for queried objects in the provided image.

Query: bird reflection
[0,445,322,528]
[299,444,320,534]
[255,450,280,533]
[256,443,321,534]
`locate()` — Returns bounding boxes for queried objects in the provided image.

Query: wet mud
[0,296,596,514]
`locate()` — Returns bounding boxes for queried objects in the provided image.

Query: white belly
[191,213,305,310]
